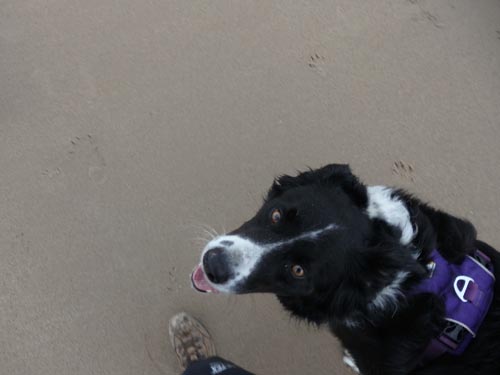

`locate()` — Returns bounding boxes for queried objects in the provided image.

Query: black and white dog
[192,164,500,374]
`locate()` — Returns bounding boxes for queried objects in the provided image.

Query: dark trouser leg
[182,356,254,375]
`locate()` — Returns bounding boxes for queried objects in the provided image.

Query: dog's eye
[270,208,282,224]
[291,264,305,278]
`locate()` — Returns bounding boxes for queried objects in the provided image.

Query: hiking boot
[169,312,217,371]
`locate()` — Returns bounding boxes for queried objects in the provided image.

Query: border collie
[192,164,500,374]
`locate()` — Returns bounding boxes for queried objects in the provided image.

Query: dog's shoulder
[395,189,477,263]
[366,185,477,263]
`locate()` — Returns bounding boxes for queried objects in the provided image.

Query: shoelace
[176,332,208,365]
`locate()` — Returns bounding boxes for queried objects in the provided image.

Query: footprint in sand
[308,53,327,76]
[392,160,416,182]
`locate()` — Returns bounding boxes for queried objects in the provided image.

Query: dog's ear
[267,164,368,208]
[316,164,368,208]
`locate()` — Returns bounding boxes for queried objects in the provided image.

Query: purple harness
[412,249,495,363]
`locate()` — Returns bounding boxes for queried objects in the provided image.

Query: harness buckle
[439,321,468,349]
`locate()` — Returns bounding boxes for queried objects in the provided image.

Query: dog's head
[192,164,374,297]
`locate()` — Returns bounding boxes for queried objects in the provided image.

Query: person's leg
[181,356,254,375]
[169,312,255,375]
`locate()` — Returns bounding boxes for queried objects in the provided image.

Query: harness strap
[414,249,495,365]
[421,319,471,362]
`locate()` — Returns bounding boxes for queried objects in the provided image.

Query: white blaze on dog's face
[191,165,373,296]
[192,234,270,294]
[192,223,341,294]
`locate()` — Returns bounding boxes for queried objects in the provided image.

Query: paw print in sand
[392,160,416,182]
[308,53,326,76]
[308,53,324,68]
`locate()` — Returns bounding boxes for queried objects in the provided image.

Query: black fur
[207,164,500,374]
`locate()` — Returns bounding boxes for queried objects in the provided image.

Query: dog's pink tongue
[191,265,219,293]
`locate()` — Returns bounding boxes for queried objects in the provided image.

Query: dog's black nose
[203,247,232,284]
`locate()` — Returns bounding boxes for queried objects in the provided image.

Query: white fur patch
[369,271,409,313]
[343,349,360,373]
[201,224,339,293]
[200,235,267,293]
[366,186,414,245]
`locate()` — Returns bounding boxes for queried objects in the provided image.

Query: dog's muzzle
[191,247,233,293]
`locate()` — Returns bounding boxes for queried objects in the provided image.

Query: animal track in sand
[408,0,444,29]
[308,53,327,76]
[392,160,416,182]
[70,134,107,184]
[42,134,107,184]
[167,266,179,292]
